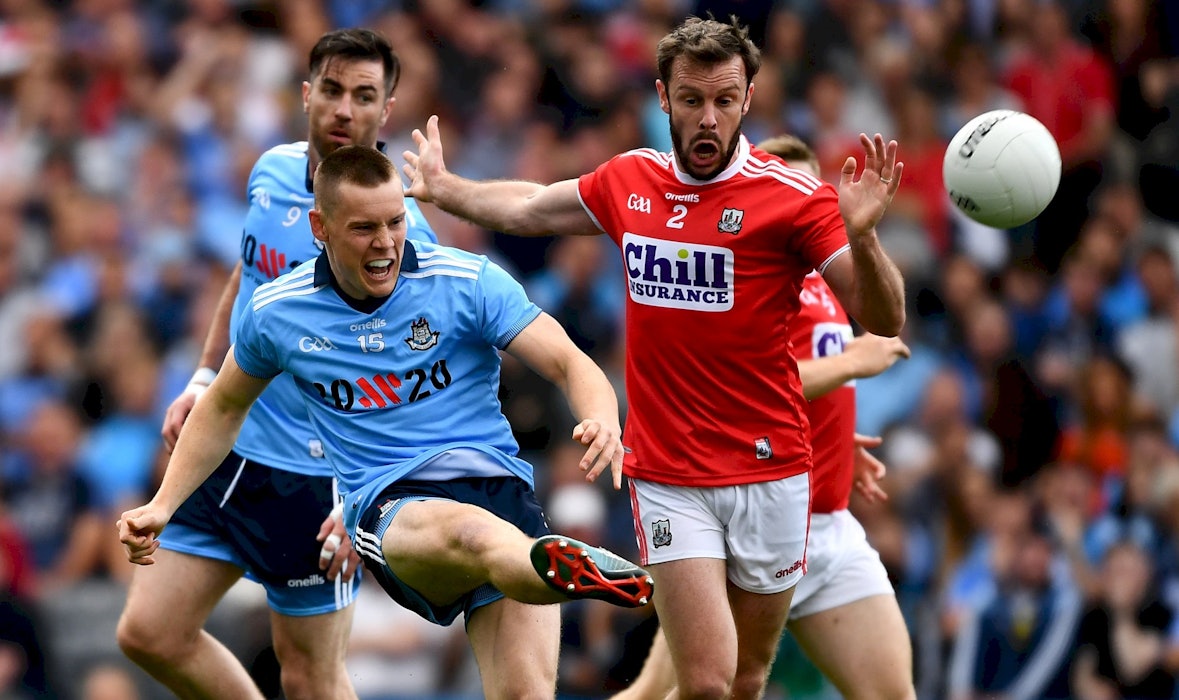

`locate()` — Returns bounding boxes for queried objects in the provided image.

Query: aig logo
[811,322,851,358]
[298,336,336,352]
[627,193,652,213]
[811,322,855,387]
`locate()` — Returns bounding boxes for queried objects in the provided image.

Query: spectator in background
[526,235,624,359]
[4,399,107,594]
[1072,541,1178,700]
[1079,420,1176,573]
[956,298,1059,487]
[948,510,1081,700]
[1117,245,1179,419]
[1004,0,1116,273]
[1055,355,1135,482]
[78,663,142,700]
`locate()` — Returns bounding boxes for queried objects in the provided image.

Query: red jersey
[791,272,856,513]
[1004,43,1114,164]
[578,136,850,486]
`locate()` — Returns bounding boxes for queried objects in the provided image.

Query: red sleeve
[789,183,849,273]
[578,161,620,246]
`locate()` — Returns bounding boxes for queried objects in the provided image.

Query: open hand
[403,115,448,204]
[572,419,625,490]
[852,434,889,504]
[839,133,904,237]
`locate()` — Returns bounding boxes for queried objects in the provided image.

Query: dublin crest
[405,317,440,351]
[651,519,673,548]
[717,208,744,234]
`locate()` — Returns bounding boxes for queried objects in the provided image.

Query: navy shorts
[159,451,359,616]
[354,476,549,627]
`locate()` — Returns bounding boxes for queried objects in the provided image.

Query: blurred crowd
[0,0,1178,698]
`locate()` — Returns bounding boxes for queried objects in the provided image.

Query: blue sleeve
[405,198,438,244]
[478,258,542,349]
[232,295,283,379]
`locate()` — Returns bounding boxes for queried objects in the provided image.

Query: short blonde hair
[757,134,820,176]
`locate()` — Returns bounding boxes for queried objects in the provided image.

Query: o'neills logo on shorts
[622,233,734,312]
[775,560,803,578]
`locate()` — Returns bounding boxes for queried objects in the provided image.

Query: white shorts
[629,473,811,593]
[787,509,894,620]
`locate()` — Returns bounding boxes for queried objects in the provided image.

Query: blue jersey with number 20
[230,141,437,476]
[232,241,542,533]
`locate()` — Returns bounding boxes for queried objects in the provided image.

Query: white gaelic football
[943,110,1062,228]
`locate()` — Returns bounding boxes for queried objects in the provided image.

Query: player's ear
[742,82,754,115]
[302,81,312,113]
[309,208,328,243]
[380,96,395,127]
[656,79,670,115]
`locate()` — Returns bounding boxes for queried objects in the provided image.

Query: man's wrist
[187,367,217,393]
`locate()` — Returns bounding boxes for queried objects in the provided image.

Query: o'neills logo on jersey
[622,233,733,312]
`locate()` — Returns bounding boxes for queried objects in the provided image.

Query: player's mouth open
[329,129,351,143]
[691,141,720,168]
[365,259,393,278]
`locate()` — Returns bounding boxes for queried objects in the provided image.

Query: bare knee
[278,662,350,700]
[676,669,733,700]
[483,671,557,700]
[730,666,772,700]
[117,607,193,667]
[447,513,502,558]
[273,636,350,700]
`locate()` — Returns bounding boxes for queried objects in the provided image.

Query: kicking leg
[381,499,649,608]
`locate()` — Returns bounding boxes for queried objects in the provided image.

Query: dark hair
[314,145,396,214]
[757,134,819,173]
[309,28,400,97]
[655,16,761,89]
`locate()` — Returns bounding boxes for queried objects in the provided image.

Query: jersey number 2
[666,204,687,229]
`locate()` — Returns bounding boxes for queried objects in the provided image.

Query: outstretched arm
[503,313,625,489]
[797,333,910,400]
[404,115,600,238]
[119,348,270,565]
[823,133,907,336]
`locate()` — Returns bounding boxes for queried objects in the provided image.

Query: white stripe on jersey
[252,273,322,311]
[401,269,479,281]
[253,284,323,311]
[252,268,316,303]
[742,161,818,195]
[414,251,483,271]
[619,148,673,168]
[746,155,824,190]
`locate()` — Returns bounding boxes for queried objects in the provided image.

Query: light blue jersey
[229,141,437,476]
[233,242,543,533]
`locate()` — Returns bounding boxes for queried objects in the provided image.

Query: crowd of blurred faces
[1,0,1179,698]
